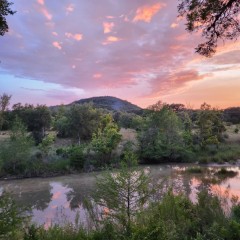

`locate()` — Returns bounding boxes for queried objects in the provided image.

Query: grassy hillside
[51,96,142,113]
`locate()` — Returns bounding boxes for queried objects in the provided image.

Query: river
[1,164,240,228]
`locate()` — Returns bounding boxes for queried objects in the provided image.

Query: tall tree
[12,104,51,144]
[68,103,101,145]
[139,105,185,162]
[178,0,240,57]
[91,114,122,165]
[0,0,15,36]
[94,163,150,236]
[0,117,33,174]
[0,93,11,130]
[197,103,225,148]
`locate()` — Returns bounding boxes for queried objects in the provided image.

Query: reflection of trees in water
[152,166,239,203]
[11,183,53,211]
[63,182,95,210]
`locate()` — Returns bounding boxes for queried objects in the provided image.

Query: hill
[51,96,142,113]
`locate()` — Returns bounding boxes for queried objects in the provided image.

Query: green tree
[0,0,15,36]
[39,133,55,157]
[91,114,122,165]
[53,104,70,137]
[12,104,51,144]
[139,105,185,162]
[0,192,26,239]
[178,0,240,57]
[0,93,11,130]
[0,117,33,174]
[94,161,150,236]
[68,103,101,145]
[197,103,225,148]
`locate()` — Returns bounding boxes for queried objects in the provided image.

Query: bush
[69,146,85,170]
[0,192,27,239]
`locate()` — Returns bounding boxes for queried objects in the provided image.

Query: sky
[0,0,240,109]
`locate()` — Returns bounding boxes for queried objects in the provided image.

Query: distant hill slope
[51,96,142,113]
[72,96,142,112]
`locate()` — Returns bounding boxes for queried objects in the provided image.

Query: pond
[1,164,240,228]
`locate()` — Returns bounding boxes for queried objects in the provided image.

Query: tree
[0,0,15,36]
[0,117,33,174]
[0,93,11,130]
[12,104,51,144]
[197,103,225,148]
[0,192,26,238]
[178,0,240,57]
[94,161,151,236]
[139,105,186,162]
[91,114,122,165]
[39,133,55,157]
[68,103,101,145]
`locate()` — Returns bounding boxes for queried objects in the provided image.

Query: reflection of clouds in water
[31,182,90,229]
[1,165,240,227]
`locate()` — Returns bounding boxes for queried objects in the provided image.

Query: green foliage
[2,183,240,240]
[0,191,26,239]
[91,115,121,165]
[69,145,85,169]
[178,0,240,56]
[94,165,151,236]
[197,103,225,149]
[39,134,55,157]
[0,118,34,174]
[186,166,203,174]
[0,93,11,130]
[114,111,143,130]
[0,0,16,36]
[139,105,187,162]
[68,103,101,144]
[12,104,51,144]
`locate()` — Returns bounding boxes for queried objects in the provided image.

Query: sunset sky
[0,0,240,109]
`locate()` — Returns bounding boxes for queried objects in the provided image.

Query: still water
[1,164,240,227]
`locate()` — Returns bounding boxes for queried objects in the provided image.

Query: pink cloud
[171,23,178,28]
[37,0,44,6]
[66,3,74,14]
[52,41,62,50]
[102,36,122,45]
[65,32,83,41]
[40,7,52,20]
[103,22,114,33]
[93,73,102,78]
[148,69,212,98]
[133,3,166,23]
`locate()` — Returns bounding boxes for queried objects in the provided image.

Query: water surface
[1,164,240,227]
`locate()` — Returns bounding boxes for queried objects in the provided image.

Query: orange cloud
[93,73,102,78]
[103,22,114,33]
[107,36,120,42]
[65,32,83,41]
[52,41,62,50]
[133,3,166,23]
[102,36,122,45]
[171,23,178,28]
